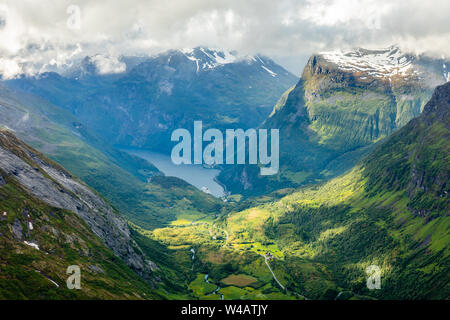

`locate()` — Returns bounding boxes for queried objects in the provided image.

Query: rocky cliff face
[363,81,449,217]
[0,130,157,279]
[277,46,447,151]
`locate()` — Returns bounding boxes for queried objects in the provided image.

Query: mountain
[220,82,449,299]
[6,47,297,153]
[0,129,167,299]
[219,46,449,195]
[0,85,223,229]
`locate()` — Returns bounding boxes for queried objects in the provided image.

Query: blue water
[124,149,226,198]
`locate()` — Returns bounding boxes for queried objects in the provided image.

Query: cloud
[0,0,449,77]
[0,58,21,79]
[90,55,126,75]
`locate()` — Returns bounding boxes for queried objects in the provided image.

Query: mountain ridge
[6,47,297,153]
[61,47,291,78]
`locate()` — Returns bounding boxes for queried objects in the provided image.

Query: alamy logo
[66,265,81,290]
[171,121,279,175]
[366,265,381,290]
[66,5,81,30]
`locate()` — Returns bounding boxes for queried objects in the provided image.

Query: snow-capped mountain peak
[178,47,279,76]
[319,46,416,78]
[181,47,237,67]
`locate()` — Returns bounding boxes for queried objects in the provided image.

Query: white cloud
[0,58,22,79]
[0,0,448,77]
[299,0,392,29]
[90,55,126,74]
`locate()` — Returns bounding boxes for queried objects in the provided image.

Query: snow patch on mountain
[262,65,278,77]
[180,47,270,73]
[24,241,39,250]
[319,46,416,78]
[181,48,239,71]
[443,63,449,82]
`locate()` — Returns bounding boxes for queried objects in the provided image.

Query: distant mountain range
[6,47,297,153]
[219,46,449,195]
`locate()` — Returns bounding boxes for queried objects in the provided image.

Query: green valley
[138,82,449,300]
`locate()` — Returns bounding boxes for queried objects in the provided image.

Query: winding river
[205,274,224,300]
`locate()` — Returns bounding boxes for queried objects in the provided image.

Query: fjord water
[124,148,226,198]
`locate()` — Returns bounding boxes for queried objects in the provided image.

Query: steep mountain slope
[0,86,223,229]
[220,46,449,195]
[0,85,160,180]
[6,48,297,153]
[222,82,449,299]
[0,129,164,299]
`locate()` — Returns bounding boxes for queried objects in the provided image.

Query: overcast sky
[0,0,449,77]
